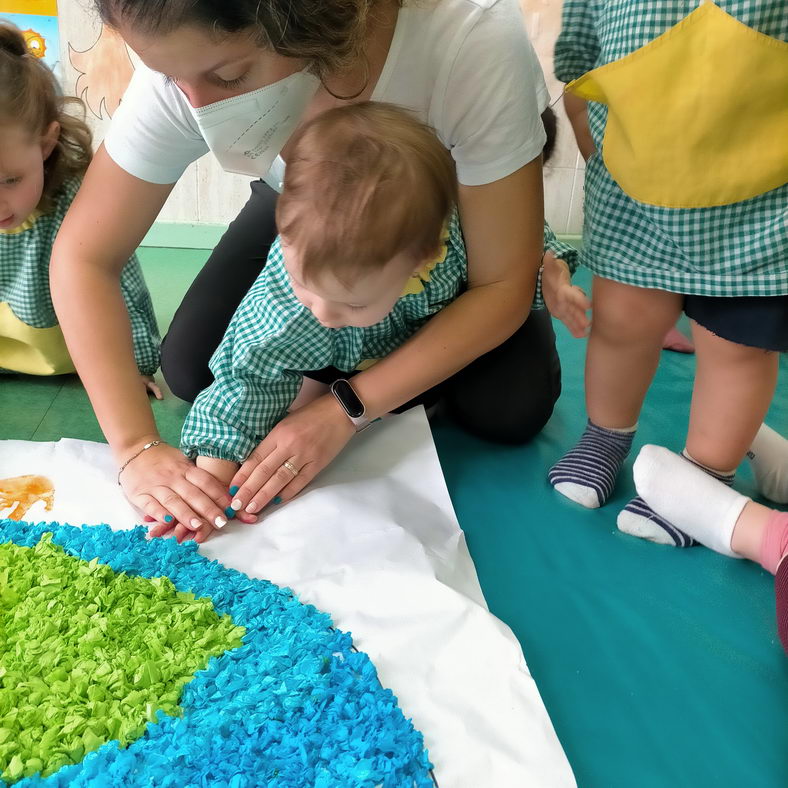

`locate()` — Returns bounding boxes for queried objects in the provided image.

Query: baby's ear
[41,121,60,160]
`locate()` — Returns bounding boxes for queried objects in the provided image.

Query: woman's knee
[160,180,280,403]
[160,337,212,402]
[443,310,562,444]
[447,385,559,445]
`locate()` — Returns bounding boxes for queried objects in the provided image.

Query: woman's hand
[121,441,238,538]
[228,394,356,515]
[541,251,591,338]
[147,456,256,543]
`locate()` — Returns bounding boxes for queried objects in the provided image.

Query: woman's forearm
[353,160,543,419]
[352,281,531,419]
[52,260,160,458]
[50,147,175,461]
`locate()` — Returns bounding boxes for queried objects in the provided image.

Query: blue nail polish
[272,496,282,505]
[229,485,239,495]
[164,515,173,523]
[224,506,237,519]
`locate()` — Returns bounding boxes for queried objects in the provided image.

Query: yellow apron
[566,1,788,208]
[0,302,75,376]
[0,210,75,375]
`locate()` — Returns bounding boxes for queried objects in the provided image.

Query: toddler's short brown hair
[276,102,457,285]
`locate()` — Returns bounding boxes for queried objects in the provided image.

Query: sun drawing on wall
[21,28,46,57]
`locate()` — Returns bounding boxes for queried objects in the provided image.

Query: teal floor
[1,251,786,786]
[0,248,204,444]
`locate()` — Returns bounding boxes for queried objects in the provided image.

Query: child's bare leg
[729,500,776,564]
[549,278,682,508]
[586,279,683,427]
[685,322,779,471]
[747,424,788,504]
[620,325,779,545]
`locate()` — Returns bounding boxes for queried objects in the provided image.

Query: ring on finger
[281,459,299,477]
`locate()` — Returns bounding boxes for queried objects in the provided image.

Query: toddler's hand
[148,456,255,543]
[142,374,163,400]
[541,251,591,338]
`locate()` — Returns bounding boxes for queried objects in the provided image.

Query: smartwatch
[330,378,369,431]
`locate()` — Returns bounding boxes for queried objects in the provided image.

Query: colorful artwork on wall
[69,23,133,119]
[0,1,61,79]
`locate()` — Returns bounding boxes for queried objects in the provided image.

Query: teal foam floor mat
[432,268,787,787]
[0,252,785,786]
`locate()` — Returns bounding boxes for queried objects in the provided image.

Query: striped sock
[617,450,735,547]
[548,420,636,508]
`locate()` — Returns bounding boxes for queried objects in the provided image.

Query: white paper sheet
[0,408,574,787]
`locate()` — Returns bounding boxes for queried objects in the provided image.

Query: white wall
[54,0,583,236]
[522,0,585,236]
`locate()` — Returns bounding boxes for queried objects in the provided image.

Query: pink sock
[759,511,788,575]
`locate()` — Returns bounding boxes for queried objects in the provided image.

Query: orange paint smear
[0,475,55,521]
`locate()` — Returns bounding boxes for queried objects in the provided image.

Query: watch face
[332,379,365,419]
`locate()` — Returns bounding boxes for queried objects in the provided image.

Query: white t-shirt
[105,0,548,190]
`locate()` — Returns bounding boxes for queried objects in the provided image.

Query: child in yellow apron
[548,1,787,545]
[0,23,159,390]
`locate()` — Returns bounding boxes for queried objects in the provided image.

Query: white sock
[748,424,788,505]
[632,445,750,558]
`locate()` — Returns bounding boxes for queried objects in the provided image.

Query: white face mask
[191,69,320,178]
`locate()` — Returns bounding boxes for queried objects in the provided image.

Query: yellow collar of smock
[400,225,451,298]
[0,210,42,235]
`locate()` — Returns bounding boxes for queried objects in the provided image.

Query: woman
[51,0,555,536]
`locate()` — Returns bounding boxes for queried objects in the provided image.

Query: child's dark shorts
[684,294,788,352]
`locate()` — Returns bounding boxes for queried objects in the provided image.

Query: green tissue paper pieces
[0,534,245,783]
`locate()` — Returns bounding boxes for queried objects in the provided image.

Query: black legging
[161,180,561,445]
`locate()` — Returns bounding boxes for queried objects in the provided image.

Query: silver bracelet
[117,440,162,485]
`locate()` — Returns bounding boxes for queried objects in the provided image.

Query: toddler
[548,1,787,545]
[180,102,467,503]
[0,22,159,390]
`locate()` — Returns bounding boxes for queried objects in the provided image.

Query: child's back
[555,0,787,299]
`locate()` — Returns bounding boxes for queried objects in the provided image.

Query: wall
[522,0,585,236]
[12,0,584,240]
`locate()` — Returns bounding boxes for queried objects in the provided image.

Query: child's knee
[592,284,678,345]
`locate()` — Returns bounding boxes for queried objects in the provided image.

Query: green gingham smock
[182,213,469,462]
[554,0,788,297]
[533,221,580,310]
[0,177,160,374]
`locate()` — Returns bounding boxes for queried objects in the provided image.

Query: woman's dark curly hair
[96,0,396,78]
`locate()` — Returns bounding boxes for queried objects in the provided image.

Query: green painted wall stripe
[142,222,582,252]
